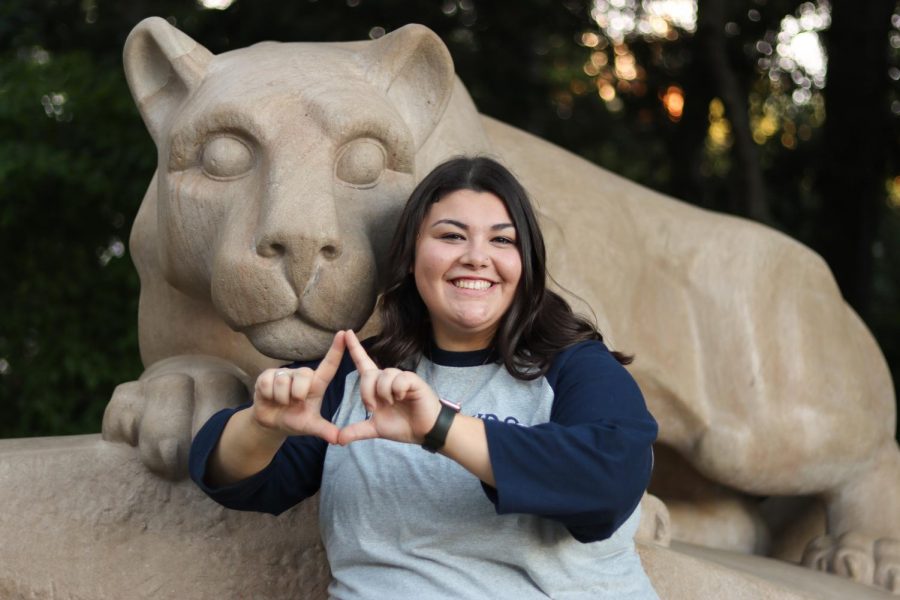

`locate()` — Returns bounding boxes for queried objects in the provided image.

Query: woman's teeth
[453,279,492,290]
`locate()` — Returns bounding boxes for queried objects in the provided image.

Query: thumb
[306,418,341,445]
[337,420,379,446]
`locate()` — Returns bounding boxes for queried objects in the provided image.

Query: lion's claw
[803,532,900,595]
[102,356,251,480]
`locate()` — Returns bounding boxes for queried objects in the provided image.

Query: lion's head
[123,19,482,360]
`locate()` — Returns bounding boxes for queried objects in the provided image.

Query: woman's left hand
[337,330,442,446]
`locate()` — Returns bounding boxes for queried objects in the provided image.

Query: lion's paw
[102,356,252,480]
[636,492,671,547]
[802,532,900,594]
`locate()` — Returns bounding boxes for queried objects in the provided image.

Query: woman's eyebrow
[431,218,467,229]
[430,219,515,231]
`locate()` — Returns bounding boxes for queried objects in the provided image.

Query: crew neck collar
[427,341,498,367]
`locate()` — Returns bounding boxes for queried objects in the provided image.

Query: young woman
[190,156,659,598]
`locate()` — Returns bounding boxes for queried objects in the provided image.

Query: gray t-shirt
[319,352,658,599]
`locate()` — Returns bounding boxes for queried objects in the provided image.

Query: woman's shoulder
[545,340,650,422]
[550,338,613,365]
[545,339,633,386]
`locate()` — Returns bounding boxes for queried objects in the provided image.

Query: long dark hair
[369,156,631,379]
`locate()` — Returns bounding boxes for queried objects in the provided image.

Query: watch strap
[422,398,461,453]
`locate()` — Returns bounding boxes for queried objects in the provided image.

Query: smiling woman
[412,188,522,351]
[190,156,659,599]
[369,156,634,378]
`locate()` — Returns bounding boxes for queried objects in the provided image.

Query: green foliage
[0,48,151,436]
[1,0,898,438]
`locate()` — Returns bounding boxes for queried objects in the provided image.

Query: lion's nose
[255,231,342,261]
[320,243,340,260]
[254,177,344,262]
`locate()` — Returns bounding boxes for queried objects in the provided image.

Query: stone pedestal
[1,435,891,599]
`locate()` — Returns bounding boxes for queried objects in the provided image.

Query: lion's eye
[335,139,386,187]
[201,136,254,179]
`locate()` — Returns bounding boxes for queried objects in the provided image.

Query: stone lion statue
[101,17,900,593]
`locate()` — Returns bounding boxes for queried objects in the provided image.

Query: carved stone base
[0,435,891,599]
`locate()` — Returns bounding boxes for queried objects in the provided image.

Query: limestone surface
[1,435,894,599]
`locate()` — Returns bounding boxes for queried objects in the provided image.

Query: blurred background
[1,0,898,438]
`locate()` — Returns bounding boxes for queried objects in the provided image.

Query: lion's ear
[123,17,213,142]
[365,24,455,148]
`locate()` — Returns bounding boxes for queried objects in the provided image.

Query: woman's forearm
[439,414,496,487]
[206,408,287,487]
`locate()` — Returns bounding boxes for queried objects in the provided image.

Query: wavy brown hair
[368,156,631,379]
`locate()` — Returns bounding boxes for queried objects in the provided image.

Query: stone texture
[0,435,329,599]
[641,543,896,600]
[1,435,894,599]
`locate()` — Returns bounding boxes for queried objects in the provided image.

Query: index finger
[313,330,347,385]
[345,329,378,372]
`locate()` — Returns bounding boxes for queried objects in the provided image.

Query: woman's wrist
[421,398,461,452]
[438,414,495,487]
[208,409,286,487]
[412,391,444,442]
[245,406,290,445]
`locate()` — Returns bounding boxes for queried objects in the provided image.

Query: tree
[815,0,896,320]
[1,0,898,437]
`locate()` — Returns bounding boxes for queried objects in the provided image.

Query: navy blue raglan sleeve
[481,341,657,542]
[188,352,354,516]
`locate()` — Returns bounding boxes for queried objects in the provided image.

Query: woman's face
[413,189,523,351]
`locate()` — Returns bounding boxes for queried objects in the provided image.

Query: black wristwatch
[422,398,461,453]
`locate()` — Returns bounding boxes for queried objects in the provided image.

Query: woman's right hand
[249,330,346,444]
